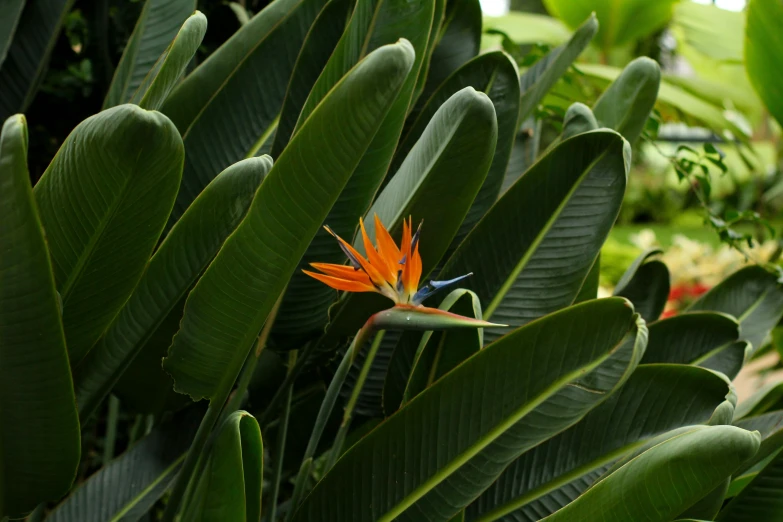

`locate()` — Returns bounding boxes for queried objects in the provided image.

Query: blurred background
[14,0,783,390]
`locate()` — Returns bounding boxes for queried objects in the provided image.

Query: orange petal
[360,217,395,284]
[407,240,422,294]
[401,217,415,295]
[374,214,401,275]
[302,270,377,293]
[309,262,373,282]
[326,226,387,286]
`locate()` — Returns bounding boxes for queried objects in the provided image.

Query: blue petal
[412,273,473,304]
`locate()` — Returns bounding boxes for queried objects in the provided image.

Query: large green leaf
[501,15,596,192]
[540,425,760,522]
[103,0,196,108]
[271,0,436,340]
[32,105,184,365]
[161,0,327,223]
[561,102,598,139]
[291,298,646,522]
[468,364,735,522]
[688,266,783,355]
[613,248,669,323]
[390,51,519,255]
[135,11,207,111]
[735,382,783,420]
[0,0,25,68]
[46,407,201,522]
[0,0,73,120]
[438,130,629,342]
[0,115,80,518]
[482,13,571,47]
[543,0,677,52]
[717,441,783,521]
[162,40,415,402]
[181,412,263,522]
[415,0,482,113]
[270,0,353,157]
[642,313,746,379]
[745,0,783,128]
[592,57,660,145]
[401,289,483,404]
[733,411,783,476]
[74,157,271,421]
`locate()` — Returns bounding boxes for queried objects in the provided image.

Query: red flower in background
[662,282,712,319]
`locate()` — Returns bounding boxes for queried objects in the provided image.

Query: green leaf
[592,57,660,145]
[482,13,572,46]
[162,40,415,402]
[745,0,783,128]
[271,0,437,340]
[0,0,73,120]
[291,298,646,522]
[539,425,760,522]
[103,0,196,108]
[733,411,783,476]
[33,105,184,365]
[612,249,669,323]
[438,129,629,342]
[469,364,735,522]
[0,0,25,68]
[717,443,783,521]
[74,157,271,421]
[270,0,353,157]
[46,407,201,522]
[181,412,263,522]
[689,266,783,356]
[501,15,596,193]
[642,312,744,377]
[735,382,783,420]
[574,253,600,303]
[543,0,677,51]
[401,290,484,404]
[562,102,598,139]
[161,0,327,223]
[415,0,482,112]
[0,115,80,518]
[135,11,207,111]
[391,51,519,257]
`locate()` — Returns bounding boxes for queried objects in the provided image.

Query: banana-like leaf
[733,411,783,476]
[32,105,183,365]
[291,298,646,522]
[135,11,207,111]
[592,57,660,145]
[539,425,760,522]
[163,41,415,402]
[161,0,327,223]
[500,117,539,194]
[0,115,80,518]
[271,0,436,340]
[678,479,730,521]
[270,0,353,157]
[0,0,25,68]
[46,406,201,522]
[543,0,677,51]
[735,382,783,420]
[745,0,783,128]
[103,0,195,108]
[469,364,735,522]
[717,442,783,521]
[181,412,263,522]
[0,0,73,120]
[500,14,597,206]
[391,52,519,256]
[562,102,597,139]
[574,254,600,303]
[439,130,629,342]
[613,249,669,323]
[688,266,783,355]
[642,312,745,378]
[414,0,482,113]
[401,290,483,404]
[74,157,270,421]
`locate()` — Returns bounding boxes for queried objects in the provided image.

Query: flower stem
[268,350,296,522]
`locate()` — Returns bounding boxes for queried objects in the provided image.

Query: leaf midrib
[108,455,185,521]
[376,341,621,522]
[484,151,607,319]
